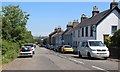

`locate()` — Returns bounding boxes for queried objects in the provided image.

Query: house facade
[72,1,120,52]
[54,31,63,46]
[49,27,63,45]
[62,20,79,47]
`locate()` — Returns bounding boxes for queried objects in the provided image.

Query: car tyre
[87,52,92,59]
[33,51,35,54]
[103,57,108,60]
[78,51,82,58]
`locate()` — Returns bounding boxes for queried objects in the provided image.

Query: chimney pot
[81,14,88,22]
[92,6,99,17]
[110,0,118,9]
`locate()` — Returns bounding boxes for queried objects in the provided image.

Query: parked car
[78,40,110,59]
[24,44,35,54]
[55,45,62,52]
[50,45,54,50]
[20,46,33,57]
[33,44,36,48]
[61,45,74,53]
[45,44,50,49]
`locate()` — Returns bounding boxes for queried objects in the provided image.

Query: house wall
[63,35,72,46]
[80,26,96,41]
[97,9,120,43]
[72,26,96,52]
[55,34,62,46]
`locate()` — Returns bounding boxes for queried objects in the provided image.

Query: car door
[81,41,89,57]
[80,42,86,56]
[84,42,89,56]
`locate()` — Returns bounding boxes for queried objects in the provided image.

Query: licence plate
[21,53,28,56]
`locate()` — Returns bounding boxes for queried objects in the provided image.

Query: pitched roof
[64,29,73,35]
[49,31,57,36]
[52,31,64,37]
[74,6,120,30]
[63,22,78,35]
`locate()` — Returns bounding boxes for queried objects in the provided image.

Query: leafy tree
[43,37,49,45]
[111,29,120,47]
[2,5,30,42]
[2,5,34,63]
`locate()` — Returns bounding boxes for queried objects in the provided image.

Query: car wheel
[103,57,108,60]
[78,51,82,58]
[87,52,92,59]
[33,51,35,54]
[30,55,33,58]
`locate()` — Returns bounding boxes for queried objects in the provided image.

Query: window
[112,26,117,33]
[78,41,80,47]
[82,28,84,37]
[73,31,75,37]
[86,27,88,37]
[81,42,88,47]
[78,30,80,37]
[90,26,93,37]
[89,41,105,46]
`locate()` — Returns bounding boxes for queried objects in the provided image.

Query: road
[2,46,119,72]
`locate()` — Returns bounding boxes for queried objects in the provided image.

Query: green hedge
[2,40,20,64]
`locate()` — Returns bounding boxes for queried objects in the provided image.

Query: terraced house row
[49,1,120,53]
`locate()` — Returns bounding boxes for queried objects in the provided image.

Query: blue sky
[2,1,119,36]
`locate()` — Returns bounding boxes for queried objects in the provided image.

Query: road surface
[2,46,119,72]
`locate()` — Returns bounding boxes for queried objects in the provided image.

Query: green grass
[2,40,20,64]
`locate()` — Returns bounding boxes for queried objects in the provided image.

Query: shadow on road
[71,55,107,60]
[17,56,33,58]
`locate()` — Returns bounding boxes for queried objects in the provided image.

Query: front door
[103,34,109,44]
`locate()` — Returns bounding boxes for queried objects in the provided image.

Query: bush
[111,29,120,47]
[2,40,20,64]
[104,36,112,47]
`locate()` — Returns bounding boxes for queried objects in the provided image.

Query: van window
[89,41,105,46]
[81,42,88,47]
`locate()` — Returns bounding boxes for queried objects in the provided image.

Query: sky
[2,0,120,36]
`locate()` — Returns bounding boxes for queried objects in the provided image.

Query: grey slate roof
[74,6,120,30]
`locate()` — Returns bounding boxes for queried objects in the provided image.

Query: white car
[24,44,35,54]
[20,46,33,57]
[78,40,110,59]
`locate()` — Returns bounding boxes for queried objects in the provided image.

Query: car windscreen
[21,47,31,52]
[24,44,33,47]
[64,45,71,48]
[89,41,105,46]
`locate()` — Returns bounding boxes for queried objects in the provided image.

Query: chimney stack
[67,22,73,30]
[54,27,57,32]
[81,14,88,22]
[110,0,118,9]
[92,6,99,17]
[56,26,62,32]
[72,20,79,27]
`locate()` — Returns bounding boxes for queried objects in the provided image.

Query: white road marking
[77,61,84,64]
[52,52,85,65]
[92,66,105,71]
[68,58,84,64]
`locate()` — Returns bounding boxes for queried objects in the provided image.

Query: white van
[78,40,110,59]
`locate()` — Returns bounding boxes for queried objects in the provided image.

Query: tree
[2,5,34,63]
[43,37,49,45]
[111,29,120,47]
[2,5,30,42]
